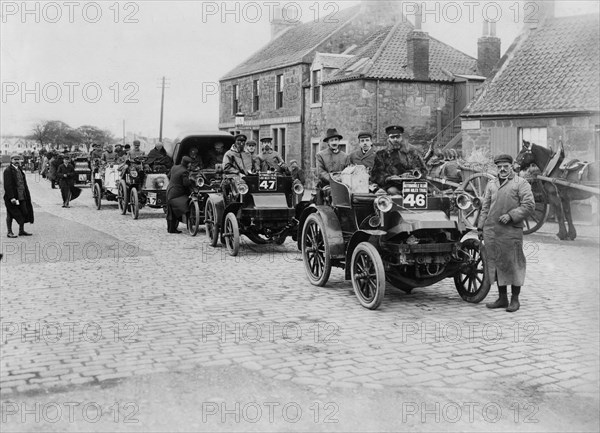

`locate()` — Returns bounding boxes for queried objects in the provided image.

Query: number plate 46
[402,182,428,209]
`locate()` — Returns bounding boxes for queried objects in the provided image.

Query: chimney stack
[477,20,501,78]
[270,6,299,40]
[407,9,429,80]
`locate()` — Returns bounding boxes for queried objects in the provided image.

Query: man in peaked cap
[371,124,428,193]
[258,136,287,173]
[348,130,376,170]
[316,128,349,186]
[478,153,535,313]
[223,134,254,175]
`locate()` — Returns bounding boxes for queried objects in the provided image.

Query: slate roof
[325,22,478,83]
[221,6,360,80]
[464,14,600,116]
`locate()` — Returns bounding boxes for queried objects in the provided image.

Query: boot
[6,220,16,238]
[507,286,520,312]
[486,286,508,309]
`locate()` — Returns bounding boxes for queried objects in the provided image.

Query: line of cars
[88,132,491,310]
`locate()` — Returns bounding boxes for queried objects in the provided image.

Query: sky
[1,0,598,140]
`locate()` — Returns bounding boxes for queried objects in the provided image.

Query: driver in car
[223,134,258,175]
[188,147,203,171]
[370,125,428,194]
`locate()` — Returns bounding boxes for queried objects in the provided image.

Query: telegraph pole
[158,76,170,142]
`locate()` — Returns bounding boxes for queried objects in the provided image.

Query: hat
[357,131,372,139]
[385,125,404,135]
[10,153,22,160]
[181,156,193,165]
[115,143,123,148]
[124,144,131,150]
[494,154,513,164]
[133,140,140,145]
[234,134,247,141]
[245,140,257,146]
[259,136,273,143]
[323,128,343,142]
[92,143,100,148]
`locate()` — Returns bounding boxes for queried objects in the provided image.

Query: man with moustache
[478,154,535,313]
[348,131,376,170]
[316,128,349,186]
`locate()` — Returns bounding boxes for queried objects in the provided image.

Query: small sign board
[461,120,481,130]
[402,182,428,209]
[258,172,277,191]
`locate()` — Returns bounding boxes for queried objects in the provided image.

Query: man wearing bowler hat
[478,154,535,313]
[371,125,428,194]
[316,128,349,185]
[348,131,376,170]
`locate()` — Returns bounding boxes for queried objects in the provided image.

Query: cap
[245,140,257,146]
[357,131,372,139]
[385,125,404,135]
[133,140,141,145]
[259,136,273,143]
[493,154,514,164]
[234,134,247,141]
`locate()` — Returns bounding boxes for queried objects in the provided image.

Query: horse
[516,140,600,240]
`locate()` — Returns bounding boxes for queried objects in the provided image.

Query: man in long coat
[3,154,34,237]
[478,154,535,312]
[166,156,192,233]
[348,131,376,170]
[57,154,76,207]
[316,128,349,186]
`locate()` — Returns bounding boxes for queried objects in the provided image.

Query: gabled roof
[464,14,600,116]
[325,22,477,83]
[221,6,360,80]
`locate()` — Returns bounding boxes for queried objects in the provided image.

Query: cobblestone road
[1,173,599,431]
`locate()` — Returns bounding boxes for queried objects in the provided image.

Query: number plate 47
[402,182,428,209]
[259,174,277,191]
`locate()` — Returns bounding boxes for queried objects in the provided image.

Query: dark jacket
[3,164,34,224]
[145,147,173,170]
[166,164,191,218]
[348,148,376,170]
[57,163,75,188]
[223,148,259,175]
[316,148,349,184]
[371,141,428,188]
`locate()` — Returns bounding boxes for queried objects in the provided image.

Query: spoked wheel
[117,180,128,214]
[93,183,102,210]
[204,199,219,247]
[351,242,386,310]
[187,200,200,236]
[301,213,332,286]
[459,173,494,229]
[523,180,549,234]
[454,238,490,303]
[129,187,139,220]
[223,213,240,256]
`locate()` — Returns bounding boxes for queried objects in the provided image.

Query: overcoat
[3,164,34,224]
[316,148,349,183]
[477,173,535,286]
[370,141,428,188]
[348,148,376,170]
[166,164,191,218]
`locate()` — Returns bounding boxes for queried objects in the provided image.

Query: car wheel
[301,213,332,286]
[117,180,128,215]
[351,242,386,310]
[93,183,102,210]
[187,200,200,237]
[204,199,219,247]
[130,187,139,220]
[223,213,240,256]
[454,238,490,303]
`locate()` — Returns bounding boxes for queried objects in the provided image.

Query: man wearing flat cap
[348,131,376,170]
[90,143,103,161]
[478,154,535,313]
[371,125,428,193]
[258,136,287,174]
[316,128,349,185]
[165,156,193,233]
[3,154,34,237]
[223,134,256,175]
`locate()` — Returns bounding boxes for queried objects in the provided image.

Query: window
[252,130,259,142]
[311,141,320,169]
[232,84,239,115]
[276,74,284,109]
[519,127,547,148]
[272,127,286,160]
[252,80,260,111]
[311,70,321,104]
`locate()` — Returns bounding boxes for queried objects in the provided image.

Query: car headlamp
[293,179,304,195]
[237,181,249,195]
[456,193,472,210]
[375,195,393,213]
[196,176,205,188]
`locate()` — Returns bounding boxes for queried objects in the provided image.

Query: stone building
[461,8,600,162]
[219,1,500,185]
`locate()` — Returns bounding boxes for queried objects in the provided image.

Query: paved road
[1,173,598,431]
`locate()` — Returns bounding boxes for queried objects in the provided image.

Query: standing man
[478,154,535,313]
[165,156,192,234]
[57,154,76,208]
[316,128,349,186]
[3,154,34,237]
[348,131,376,170]
[371,125,428,194]
[259,136,287,173]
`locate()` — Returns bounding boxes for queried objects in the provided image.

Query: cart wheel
[130,187,139,220]
[117,180,128,215]
[351,242,386,310]
[93,183,102,210]
[187,200,200,237]
[204,199,219,247]
[454,238,490,303]
[459,173,494,229]
[301,213,332,286]
[223,213,240,256]
[523,179,549,234]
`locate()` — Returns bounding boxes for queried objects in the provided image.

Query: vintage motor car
[71,152,92,186]
[92,160,121,209]
[171,131,236,235]
[298,169,489,310]
[205,169,307,256]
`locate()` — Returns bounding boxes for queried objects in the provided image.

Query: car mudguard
[344,230,387,280]
[297,205,345,259]
[223,202,243,226]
